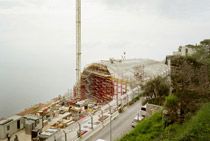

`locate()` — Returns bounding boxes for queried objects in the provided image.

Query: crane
[76,0,81,98]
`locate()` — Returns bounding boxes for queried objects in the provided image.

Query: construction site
[0,58,169,141]
[79,59,169,104]
[0,0,170,141]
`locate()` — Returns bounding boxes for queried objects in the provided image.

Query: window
[141,107,146,111]
[17,120,21,129]
[178,47,182,52]
[7,125,10,131]
[36,119,40,125]
[186,48,188,55]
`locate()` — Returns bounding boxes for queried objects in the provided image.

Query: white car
[140,105,147,117]
[131,114,144,128]
[96,139,106,141]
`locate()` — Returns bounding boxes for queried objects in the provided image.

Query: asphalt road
[87,99,142,141]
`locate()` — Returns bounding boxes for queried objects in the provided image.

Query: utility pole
[110,114,112,141]
[76,0,81,98]
[108,104,112,141]
[63,130,67,141]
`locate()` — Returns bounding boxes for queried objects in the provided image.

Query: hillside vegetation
[119,102,210,141]
[119,39,210,141]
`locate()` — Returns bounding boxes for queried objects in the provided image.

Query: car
[131,114,144,128]
[140,105,147,117]
[131,120,137,128]
[96,139,106,141]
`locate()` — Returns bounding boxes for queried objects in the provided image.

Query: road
[87,99,143,141]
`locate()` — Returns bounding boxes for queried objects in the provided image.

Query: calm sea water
[0,65,74,118]
[0,47,75,118]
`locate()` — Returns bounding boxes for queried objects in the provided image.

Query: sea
[0,60,75,118]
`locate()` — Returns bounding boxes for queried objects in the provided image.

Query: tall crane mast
[76,0,81,98]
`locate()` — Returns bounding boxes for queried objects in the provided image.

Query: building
[166,45,197,74]
[79,58,169,103]
[173,46,196,56]
[0,115,24,139]
[39,128,62,141]
[24,115,43,134]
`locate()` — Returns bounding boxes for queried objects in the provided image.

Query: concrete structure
[75,0,82,97]
[39,128,62,141]
[80,59,169,103]
[145,103,162,117]
[166,45,196,75]
[0,115,24,139]
[173,46,196,56]
[24,115,42,134]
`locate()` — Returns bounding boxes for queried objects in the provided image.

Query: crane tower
[76,0,81,97]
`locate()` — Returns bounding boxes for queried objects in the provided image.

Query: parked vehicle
[131,104,147,128]
[96,139,106,141]
[140,105,147,117]
[131,114,144,128]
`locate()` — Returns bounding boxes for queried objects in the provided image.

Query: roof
[76,100,88,106]
[0,119,11,125]
[24,115,42,120]
[96,139,106,141]
[100,58,169,80]
[134,115,144,121]
[8,115,22,121]
[39,128,59,138]
[0,115,22,125]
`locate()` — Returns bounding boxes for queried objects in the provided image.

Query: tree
[170,55,209,120]
[142,76,170,105]
[191,41,210,82]
[200,39,210,46]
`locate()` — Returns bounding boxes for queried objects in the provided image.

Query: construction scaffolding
[77,59,169,103]
[80,63,127,103]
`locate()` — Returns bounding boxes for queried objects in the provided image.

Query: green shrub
[165,95,178,108]
[119,113,163,141]
[119,102,210,141]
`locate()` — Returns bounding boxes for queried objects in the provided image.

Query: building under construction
[78,58,169,103]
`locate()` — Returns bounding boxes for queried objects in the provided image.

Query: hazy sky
[0,0,210,117]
